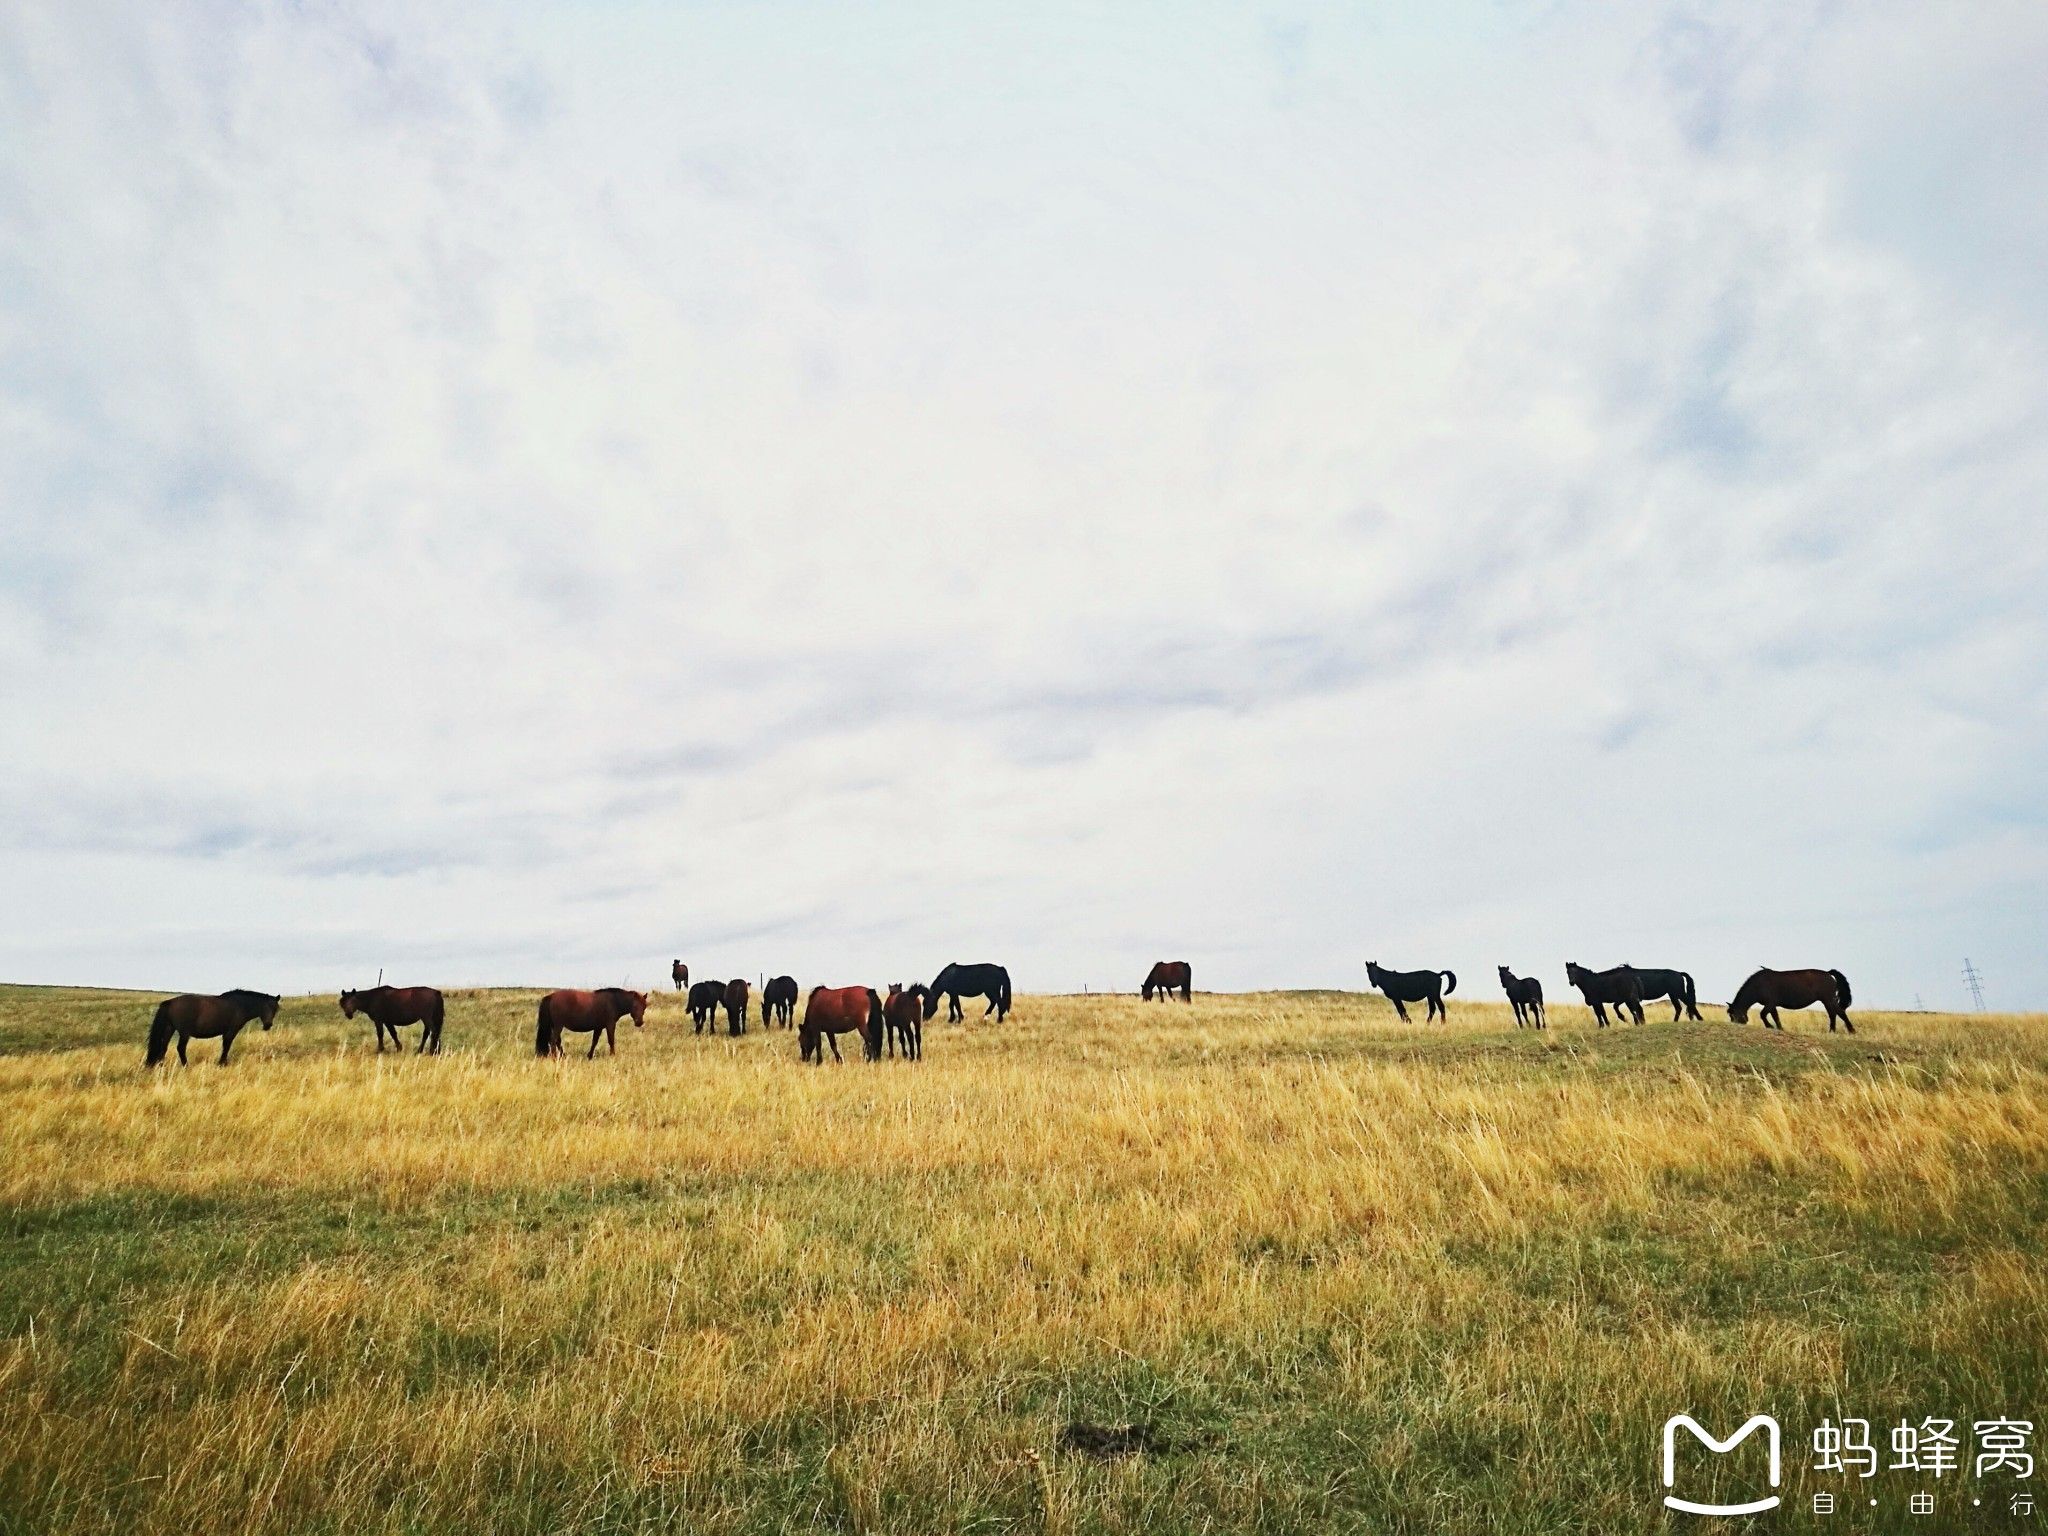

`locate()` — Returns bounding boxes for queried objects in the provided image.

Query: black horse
[1620,966,1701,1021]
[762,974,798,1028]
[146,989,281,1067]
[1366,962,1456,1023]
[1498,967,1544,1029]
[1565,962,1644,1027]
[923,961,1012,1023]
[687,979,726,1033]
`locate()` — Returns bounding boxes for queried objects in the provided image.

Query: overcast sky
[3,2,2045,1009]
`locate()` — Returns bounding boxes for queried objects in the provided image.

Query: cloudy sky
[3,2,2045,1009]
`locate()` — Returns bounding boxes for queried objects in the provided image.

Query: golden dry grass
[1,985,2043,1534]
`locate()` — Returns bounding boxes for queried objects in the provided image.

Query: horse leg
[177,1031,189,1065]
[1390,997,1409,1023]
[220,1024,239,1065]
[828,1032,843,1063]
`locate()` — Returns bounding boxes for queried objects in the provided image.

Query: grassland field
[0,983,2043,1536]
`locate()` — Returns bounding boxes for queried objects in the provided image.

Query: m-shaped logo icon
[1662,1414,1782,1516]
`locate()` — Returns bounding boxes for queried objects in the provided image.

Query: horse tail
[1829,970,1853,1008]
[1679,971,1697,1011]
[998,968,1013,1014]
[145,1001,173,1066]
[1441,970,1457,996]
[866,988,884,1059]
[534,996,552,1056]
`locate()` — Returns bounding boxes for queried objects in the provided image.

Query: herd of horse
[136,959,1858,1068]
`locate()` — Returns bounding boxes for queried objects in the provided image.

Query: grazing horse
[1498,967,1545,1029]
[801,985,883,1064]
[687,979,726,1033]
[1565,963,1645,1027]
[339,985,445,1054]
[535,988,646,1058]
[146,990,281,1067]
[923,961,1012,1023]
[672,959,688,992]
[1366,961,1456,1023]
[883,984,926,1060]
[1623,966,1702,1022]
[1143,960,1192,1002]
[762,974,798,1028]
[1729,968,1855,1033]
[723,979,750,1036]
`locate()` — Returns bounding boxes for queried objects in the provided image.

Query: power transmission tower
[1962,958,1986,1013]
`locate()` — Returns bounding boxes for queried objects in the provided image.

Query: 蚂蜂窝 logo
[1663,1414,1783,1515]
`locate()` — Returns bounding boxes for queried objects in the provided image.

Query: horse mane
[222,988,279,1007]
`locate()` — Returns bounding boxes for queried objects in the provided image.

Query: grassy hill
[1,985,2042,1534]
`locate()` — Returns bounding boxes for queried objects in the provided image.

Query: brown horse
[800,985,882,1064]
[1729,968,1854,1032]
[762,974,798,1028]
[1565,962,1644,1027]
[535,988,646,1058]
[723,979,750,1036]
[883,984,926,1060]
[340,985,445,1054]
[1498,967,1544,1029]
[687,978,726,1033]
[145,990,280,1067]
[672,959,689,991]
[1143,960,1192,1002]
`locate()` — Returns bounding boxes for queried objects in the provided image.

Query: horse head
[626,990,647,1027]
[339,989,358,1019]
[257,994,281,1029]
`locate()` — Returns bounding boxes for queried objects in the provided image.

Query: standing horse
[535,988,646,1058]
[1729,968,1854,1033]
[723,979,750,1037]
[672,959,689,992]
[1565,963,1645,1027]
[687,979,726,1033]
[800,985,883,1064]
[923,961,1012,1023]
[1366,962,1456,1023]
[762,974,798,1028]
[340,985,445,1054]
[1142,961,1192,1002]
[145,990,280,1067]
[1498,967,1545,1029]
[884,984,926,1060]
[1622,966,1702,1022]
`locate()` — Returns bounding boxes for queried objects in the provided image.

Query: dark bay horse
[672,959,688,991]
[1729,968,1854,1033]
[340,985,445,1054]
[924,962,1012,1023]
[1565,962,1644,1027]
[1143,961,1192,1002]
[1366,961,1456,1023]
[723,979,750,1036]
[535,988,646,1058]
[688,979,726,1033]
[801,985,882,1064]
[1498,967,1544,1029]
[762,974,798,1028]
[1623,965,1701,1022]
[146,990,280,1067]
[884,984,926,1060]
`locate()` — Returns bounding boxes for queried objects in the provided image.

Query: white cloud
[2,1,2044,1009]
